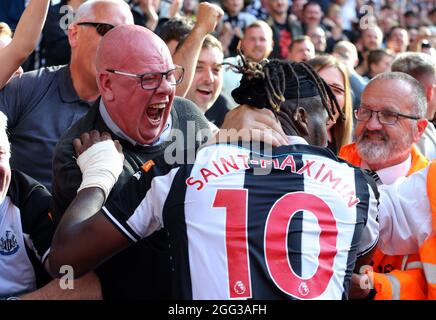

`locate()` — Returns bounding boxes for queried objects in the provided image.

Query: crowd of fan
[0,0,435,300]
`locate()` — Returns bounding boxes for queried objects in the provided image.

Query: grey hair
[391,52,436,82]
[370,71,427,118]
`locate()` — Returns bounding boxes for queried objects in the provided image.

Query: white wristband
[76,140,123,201]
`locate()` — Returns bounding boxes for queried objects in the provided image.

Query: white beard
[356,129,414,166]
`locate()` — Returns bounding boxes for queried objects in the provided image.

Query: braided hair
[225,56,344,137]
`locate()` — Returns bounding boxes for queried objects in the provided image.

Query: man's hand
[349,273,372,299]
[74,130,124,201]
[193,2,224,35]
[219,105,288,147]
[173,2,223,97]
[73,130,122,158]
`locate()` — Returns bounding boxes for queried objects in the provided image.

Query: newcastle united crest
[0,230,19,256]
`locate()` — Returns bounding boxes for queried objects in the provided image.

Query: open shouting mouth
[146,103,166,125]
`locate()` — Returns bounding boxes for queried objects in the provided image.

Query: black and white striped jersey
[103,141,379,300]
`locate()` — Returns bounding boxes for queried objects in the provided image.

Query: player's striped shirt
[102,140,379,300]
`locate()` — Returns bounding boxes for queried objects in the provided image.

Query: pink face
[388,28,409,53]
[185,46,223,113]
[362,29,383,51]
[106,44,176,145]
[241,27,273,62]
[371,54,393,76]
[287,40,315,62]
[308,27,326,53]
[302,4,323,26]
[355,79,422,168]
[71,3,134,88]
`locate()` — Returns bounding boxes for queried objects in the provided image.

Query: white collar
[363,155,412,185]
[99,100,172,147]
[287,136,309,145]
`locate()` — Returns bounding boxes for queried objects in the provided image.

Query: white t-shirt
[378,165,433,256]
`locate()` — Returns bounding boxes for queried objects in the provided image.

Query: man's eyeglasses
[355,106,420,125]
[76,22,115,36]
[106,66,184,90]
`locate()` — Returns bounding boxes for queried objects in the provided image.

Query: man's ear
[413,118,428,143]
[68,24,79,48]
[97,73,114,101]
[292,107,310,137]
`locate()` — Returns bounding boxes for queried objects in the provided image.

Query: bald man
[0,0,133,190]
[51,24,211,300]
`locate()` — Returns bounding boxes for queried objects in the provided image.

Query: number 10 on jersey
[213,189,339,300]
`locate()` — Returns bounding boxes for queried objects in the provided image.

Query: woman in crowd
[308,55,353,154]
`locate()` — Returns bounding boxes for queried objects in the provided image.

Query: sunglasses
[76,22,115,36]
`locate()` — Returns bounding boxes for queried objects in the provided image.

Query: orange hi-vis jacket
[421,160,436,299]
[339,143,429,300]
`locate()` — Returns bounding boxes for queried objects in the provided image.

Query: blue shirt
[0,65,93,189]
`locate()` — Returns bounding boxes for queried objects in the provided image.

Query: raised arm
[48,131,128,278]
[0,0,50,89]
[173,2,223,97]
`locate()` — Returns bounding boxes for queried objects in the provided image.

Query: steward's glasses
[355,106,420,125]
[106,66,184,90]
[76,22,115,36]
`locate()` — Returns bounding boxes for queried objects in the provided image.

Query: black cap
[231,60,320,110]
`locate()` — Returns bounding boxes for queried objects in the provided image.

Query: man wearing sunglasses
[0,0,133,191]
[339,72,429,300]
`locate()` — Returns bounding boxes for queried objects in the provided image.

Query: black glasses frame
[76,22,115,36]
[105,66,185,90]
[355,106,420,125]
